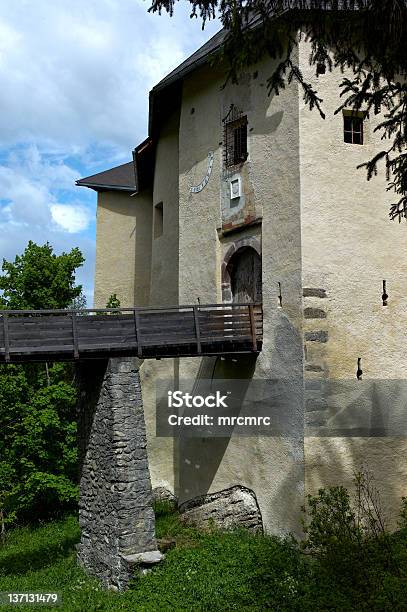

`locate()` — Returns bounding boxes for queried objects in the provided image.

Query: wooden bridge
[0,303,262,363]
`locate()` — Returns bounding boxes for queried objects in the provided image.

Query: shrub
[301,468,407,611]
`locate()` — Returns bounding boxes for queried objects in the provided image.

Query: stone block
[304,307,326,319]
[179,486,263,532]
[303,288,327,298]
[305,331,328,343]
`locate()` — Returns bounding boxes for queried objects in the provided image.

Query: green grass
[0,508,306,612]
[0,506,406,611]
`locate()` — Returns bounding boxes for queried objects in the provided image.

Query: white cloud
[0,0,219,152]
[50,203,92,233]
[0,165,50,226]
[0,145,88,229]
[0,1,220,304]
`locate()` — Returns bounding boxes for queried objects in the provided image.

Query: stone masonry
[76,357,160,590]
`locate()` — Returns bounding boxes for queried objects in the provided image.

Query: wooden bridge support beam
[76,357,161,590]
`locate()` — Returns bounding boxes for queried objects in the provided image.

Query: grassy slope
[0,509,306,612]
[0,506,406,611]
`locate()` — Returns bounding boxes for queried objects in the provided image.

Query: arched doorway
[228,247,262,303]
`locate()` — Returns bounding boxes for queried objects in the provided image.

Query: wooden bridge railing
[0,303,263,363]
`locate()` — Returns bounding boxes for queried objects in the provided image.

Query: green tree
[106,293,121,309]
[0,242,84,531]
[0,240,84,310]
[149,1,407,219]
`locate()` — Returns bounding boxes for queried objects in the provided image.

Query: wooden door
[231,248,262,303]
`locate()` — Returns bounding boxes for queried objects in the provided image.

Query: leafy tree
[68,292,87,311]
[149,1,407,219]
[0,243,84,531]
[106,293,121,309]
[0,241,84,310]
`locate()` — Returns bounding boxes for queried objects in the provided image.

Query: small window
[154,202,163,238]
[223,107,248,168]
[343,114,364,145]
[316,62,326,75]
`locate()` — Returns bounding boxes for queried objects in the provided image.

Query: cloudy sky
[0,0,219,305]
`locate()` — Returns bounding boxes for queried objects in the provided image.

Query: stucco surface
[305,437,407,529]
[91,34,407,535]
[299,39,407,523]
[94,190,152,308]
[150,109,180,307]
[140,358,176,495]
[299,40,407,380]
[141,107,181,494]
[175,49,305,535]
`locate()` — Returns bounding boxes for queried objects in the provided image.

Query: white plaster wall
[92,34,407,532]
[150,109,180,307]
[176,51,305,536]
[298,38,407,526]
[94,190,151,308]
[141,107,181,494]
[134,189,153,307]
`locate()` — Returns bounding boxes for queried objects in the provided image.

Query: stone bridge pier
[76,357,161,590]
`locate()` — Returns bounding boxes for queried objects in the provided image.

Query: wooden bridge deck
[0,303,262,363]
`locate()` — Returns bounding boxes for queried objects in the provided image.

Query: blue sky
[0,0,219,305]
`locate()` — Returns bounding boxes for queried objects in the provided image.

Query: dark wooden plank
[137,326,197,339]
[9,316,73,325]
[10,337,77,348]
[8,328,74,341]
[248,304,257,351]
[135,312,142,358]
[9,345,74,355]
[76,327,136,339]
[3,315,10,362]
[71,312,79,359]
[78,336,135,346]
[200,320,251,329]
[200,324,250,333]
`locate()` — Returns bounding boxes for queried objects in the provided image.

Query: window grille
[223,105,248,168]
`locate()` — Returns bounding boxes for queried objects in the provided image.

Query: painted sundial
[190,151,214,193]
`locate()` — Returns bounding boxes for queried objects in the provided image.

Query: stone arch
[221,236,261,303]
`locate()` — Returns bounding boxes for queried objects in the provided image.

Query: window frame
[343,112,365,145]
[223,107,248,169]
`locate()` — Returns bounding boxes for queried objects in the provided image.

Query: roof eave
[75,181,137,193]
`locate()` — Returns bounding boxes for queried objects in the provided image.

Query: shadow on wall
[305,379,407,530]
[305,435,407,531]
[174,313,304,510]
[174,354,257,504]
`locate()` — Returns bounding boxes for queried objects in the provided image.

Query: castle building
[77,26,407,533]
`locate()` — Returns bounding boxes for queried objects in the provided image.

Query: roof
[153,1,361,93]
[78,2,358,196]
[76,161,136,192]
[152,28,226,93]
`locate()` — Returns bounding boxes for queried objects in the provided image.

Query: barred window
[223,107,248,167]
